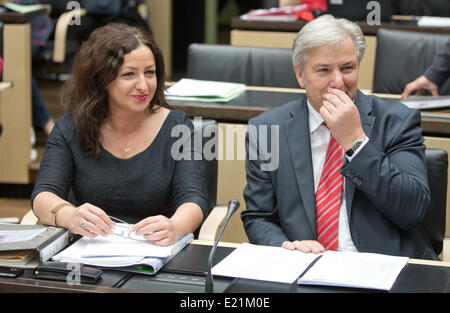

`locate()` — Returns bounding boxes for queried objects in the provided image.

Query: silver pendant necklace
[106,122,134,154]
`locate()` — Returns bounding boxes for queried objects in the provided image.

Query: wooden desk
[0,241,449,294]
[168,87,450,137]
[230,17,450,90]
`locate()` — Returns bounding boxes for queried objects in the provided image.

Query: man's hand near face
[320,88,366,151]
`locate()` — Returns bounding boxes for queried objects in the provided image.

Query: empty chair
[187,43,298,88]
[373,29,450,95]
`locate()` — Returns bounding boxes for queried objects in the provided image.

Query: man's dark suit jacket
[424,38,450,87]
[241,90,437,260]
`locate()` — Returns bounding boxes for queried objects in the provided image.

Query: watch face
[353,140,364,151]
[346,138,365,157]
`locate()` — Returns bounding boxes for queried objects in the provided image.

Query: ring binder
[0,224,70,267]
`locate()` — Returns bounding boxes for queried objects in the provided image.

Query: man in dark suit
[241,14,437,260]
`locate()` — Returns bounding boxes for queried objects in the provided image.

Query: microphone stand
[205,199,240,293]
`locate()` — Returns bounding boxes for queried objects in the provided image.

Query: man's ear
[293,64,305,88]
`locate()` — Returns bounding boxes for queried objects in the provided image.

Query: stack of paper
[165,78,246,103]
[297,250,408,291]
[211,243,408,291]
[418,16,450,27]
[0,250,36,267]
[211,243,319,284]
[400,96,450,110]
[52,233,193,275]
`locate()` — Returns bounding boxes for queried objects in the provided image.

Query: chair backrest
[191,118,218,217]
[422,148,448,255]
[187,43,298,88]
[373,29,450,95]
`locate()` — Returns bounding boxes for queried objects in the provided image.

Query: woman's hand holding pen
[58,203,115,238]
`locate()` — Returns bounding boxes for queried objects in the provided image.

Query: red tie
[315,127,343,251]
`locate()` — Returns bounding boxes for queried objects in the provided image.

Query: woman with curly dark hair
[31,23,209,246]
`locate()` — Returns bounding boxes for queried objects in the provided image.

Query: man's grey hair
[292,14,367,70]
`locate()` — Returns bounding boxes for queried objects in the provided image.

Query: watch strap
[50,202,72,227]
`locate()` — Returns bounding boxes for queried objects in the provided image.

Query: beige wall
[216,123,248,243]
[0,24,31,184]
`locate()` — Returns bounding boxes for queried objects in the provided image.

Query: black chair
[373,29,450,95]
[422,148,448,257]
[187,43,298,88]
[191,118,229,240]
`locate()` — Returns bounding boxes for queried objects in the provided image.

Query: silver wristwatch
[345,137,367,157]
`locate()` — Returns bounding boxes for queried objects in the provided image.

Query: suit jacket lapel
[345,91,375,220]
[283,97,317,236]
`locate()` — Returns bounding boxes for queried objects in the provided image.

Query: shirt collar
[307,100,324,134]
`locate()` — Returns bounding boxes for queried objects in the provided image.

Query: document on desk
[165,78,246,103]
[418,16,450,27]
[298,251,408,291]
[400,95,450,110]
[52,233,193,275]
[80,235,182,258]
[0,224,70,265]
[211,243,319,284]
[212,244,408,289]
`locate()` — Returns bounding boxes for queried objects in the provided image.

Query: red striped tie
[315,127,343,251]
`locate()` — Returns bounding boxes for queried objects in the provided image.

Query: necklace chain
[106,121,136,154]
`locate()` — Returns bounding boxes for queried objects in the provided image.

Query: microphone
[205,199,240,293]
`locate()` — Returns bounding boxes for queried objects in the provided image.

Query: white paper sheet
[165,79,246,102]
[165,79,245,97]
[401,96,450,110]
[298,250,408,291]
[51,236,165,270]
[418,16,450,27]
[211,243,319,284]
[80,235,171,257]
[52,233,193,263]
